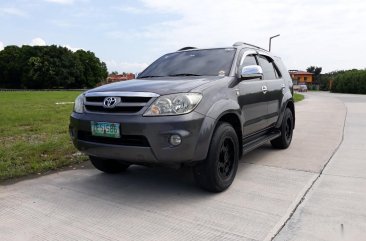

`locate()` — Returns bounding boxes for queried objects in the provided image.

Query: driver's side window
[242,55,257,67]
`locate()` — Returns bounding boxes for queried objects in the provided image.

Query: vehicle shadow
[64,159,255,203]
[60,142,282,203]
[66,165,213,205]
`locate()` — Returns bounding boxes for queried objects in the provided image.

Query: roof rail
[178,47,197,51]
[232,42,268,52]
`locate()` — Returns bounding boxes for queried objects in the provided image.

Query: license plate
[91,121,120,138]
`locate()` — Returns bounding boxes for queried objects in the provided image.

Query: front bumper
[69,111,207,164]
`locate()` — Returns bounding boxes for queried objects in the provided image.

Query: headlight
[144,93,202,116]
[73,94,84,113]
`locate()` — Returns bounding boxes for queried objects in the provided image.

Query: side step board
[242,130,281,155]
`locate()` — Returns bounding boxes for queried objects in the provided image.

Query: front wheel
[271,108,294,149]
[193,122,239,192]
[90,156,130,174]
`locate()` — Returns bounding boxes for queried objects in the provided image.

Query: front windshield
[138,48,236,78]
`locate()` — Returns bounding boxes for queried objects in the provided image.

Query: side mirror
[240,65,263,80]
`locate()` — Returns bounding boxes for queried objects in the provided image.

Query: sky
[1,0,365,73]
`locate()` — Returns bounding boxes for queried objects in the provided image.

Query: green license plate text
[91,122,120,138]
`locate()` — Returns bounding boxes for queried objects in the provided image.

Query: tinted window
[258,55,277,80]
[241,55,257,67]
[138,48,236,78]
[272,62,282,78]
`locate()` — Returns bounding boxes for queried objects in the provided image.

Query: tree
[75,50,108,88]
[0,45,23,88]
[306,66,322,84]
[0,45,108,89]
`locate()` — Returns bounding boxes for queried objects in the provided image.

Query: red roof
[107,73,135,82]
[289,71,313,75]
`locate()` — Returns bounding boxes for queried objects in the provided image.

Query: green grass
[294,93,304,102]
[0,91,88,181]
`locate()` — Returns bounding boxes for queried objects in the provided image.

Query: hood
[88,76,223,95]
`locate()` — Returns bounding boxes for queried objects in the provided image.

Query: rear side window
[258,55,277,80]
[272,62,282,78]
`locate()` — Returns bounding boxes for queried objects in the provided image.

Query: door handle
[261,85,268,94]
[234,88,240,96]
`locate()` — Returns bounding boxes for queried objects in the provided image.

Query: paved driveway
[274,92,366,241]
[1,92,364,241]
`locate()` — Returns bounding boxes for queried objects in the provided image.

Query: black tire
[271,108,294,149]
[193,122,239,192]
[89,156,130,174]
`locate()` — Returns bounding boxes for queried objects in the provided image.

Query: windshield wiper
[138,75,164,79]
[168,73,202,77]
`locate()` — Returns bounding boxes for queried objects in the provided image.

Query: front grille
[86,96,151,103]
[78,131,150,147]
[85,105,143,113]
[84,95,153,114]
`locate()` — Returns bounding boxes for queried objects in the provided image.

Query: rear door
[257,54,285,126]
[236,52,268,137]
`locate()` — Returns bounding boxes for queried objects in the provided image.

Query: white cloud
[0,7,27,17]
[104,60,148,73]
[45,0,74,4]
[1,38,82,52]
[31,38,46,46]
[115,6,147,14]
[51,20,83,28]
[130,0,366,72]
[63,44,82,52]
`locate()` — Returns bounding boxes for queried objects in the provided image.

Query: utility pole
[269,34,280,51]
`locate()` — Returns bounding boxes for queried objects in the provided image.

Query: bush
[331,69,366,94]
[308,84,319,91]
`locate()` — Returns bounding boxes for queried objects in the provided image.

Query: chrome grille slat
[85,92,159,97]
[84,102,103,107]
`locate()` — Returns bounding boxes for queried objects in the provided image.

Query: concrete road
[0,92,364,241]
[274,92,366,241]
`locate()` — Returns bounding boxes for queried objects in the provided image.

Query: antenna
[269,34,280,51]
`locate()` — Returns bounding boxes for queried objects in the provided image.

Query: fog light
[170,134,182,146]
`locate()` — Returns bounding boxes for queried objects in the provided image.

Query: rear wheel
[89,156,130,173]
[271,108,294,149]
[193,122,239,192]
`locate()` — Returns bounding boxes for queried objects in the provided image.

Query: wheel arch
[276,92,295,129]
[287,100,295,129]
[192,99,243,161]
[216,112,243,157]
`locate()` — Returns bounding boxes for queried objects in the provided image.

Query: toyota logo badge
[103,97,121,108]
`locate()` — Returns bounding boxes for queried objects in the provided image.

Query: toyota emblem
[103,97,120,108]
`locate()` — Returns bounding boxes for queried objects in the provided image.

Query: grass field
[0,91,87,181]
[294,93,304,102]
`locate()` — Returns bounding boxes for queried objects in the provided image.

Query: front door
[237,54,268,137]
